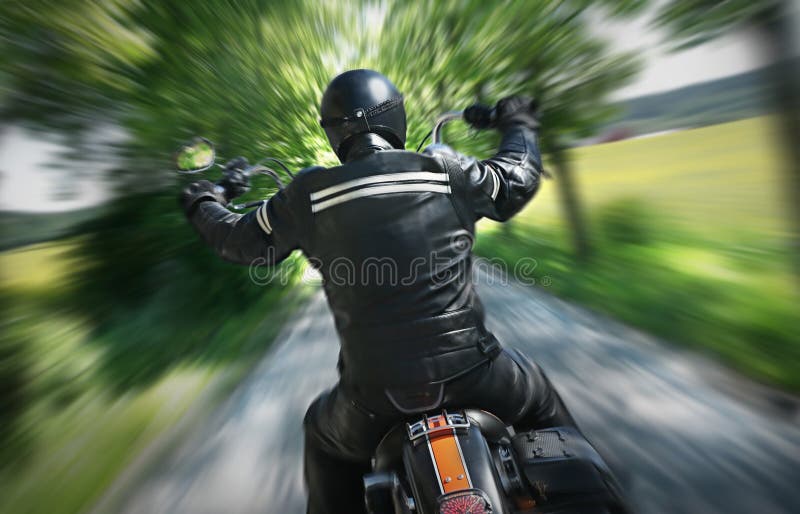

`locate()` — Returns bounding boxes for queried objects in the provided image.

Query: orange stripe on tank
[427,416,470,493]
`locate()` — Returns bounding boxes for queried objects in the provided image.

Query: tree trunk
[756,2,800,280]
[552,146,592,260]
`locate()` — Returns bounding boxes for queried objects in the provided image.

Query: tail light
[438,489,491,514]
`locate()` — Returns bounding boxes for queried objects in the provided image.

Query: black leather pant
[303,349,576,514]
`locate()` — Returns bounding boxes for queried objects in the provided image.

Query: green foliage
[475,116,797,390]
[0,0,643,160]
[0,242,311,513]
[0,3,648,509]
[597,198,655,245]
[0,0,647,388]
[0,292,32,468]
[655,0,780,50]
[475,216,800,391]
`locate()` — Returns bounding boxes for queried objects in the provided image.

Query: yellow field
[519,116,791,240]
[475,116,798,391]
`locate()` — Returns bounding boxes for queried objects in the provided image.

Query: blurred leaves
[0,0,645,392]
[597,197,656,245]
[655,0,782,50]
[475,200,800,390]
[0,5,647,473]
[0,0,152,130]
[0,0,644,161]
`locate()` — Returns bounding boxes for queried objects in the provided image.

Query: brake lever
[245,164,285,189]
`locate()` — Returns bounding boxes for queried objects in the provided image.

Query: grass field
[525,116,792,240]
[0,242,306,514]
[476,116,799,391]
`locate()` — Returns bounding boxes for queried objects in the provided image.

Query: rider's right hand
[494,95,539,131]
[465,96,539,132]
[463,103,496,130]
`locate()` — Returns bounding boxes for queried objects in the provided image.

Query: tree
[370,0,645,260]
[656,0,800,276]
[0,0,646,386]
[1,0,644,251]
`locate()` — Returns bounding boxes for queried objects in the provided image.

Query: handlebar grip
[464,104,496,129]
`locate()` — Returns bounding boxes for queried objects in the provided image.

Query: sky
[0,6,789,212]
[600,6,776,100]
[0,127,115,213]
[610,27,770,99]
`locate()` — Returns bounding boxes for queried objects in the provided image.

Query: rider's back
[298,149,473,328]
[290,148,492,387]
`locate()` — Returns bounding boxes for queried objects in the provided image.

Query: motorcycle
[175,107,629,514]
[365,409,628,514]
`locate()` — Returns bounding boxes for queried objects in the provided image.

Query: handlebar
[430,104,496,145]
[181,102,501,209]
[216,162,285,210]
[213,159,292,210]
[432,110,464,145]
[226,103,482,206]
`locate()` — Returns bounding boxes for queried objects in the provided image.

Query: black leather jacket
[185,124,542,387]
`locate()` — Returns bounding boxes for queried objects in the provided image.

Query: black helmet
[320,69,406,162]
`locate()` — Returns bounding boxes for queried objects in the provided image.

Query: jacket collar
[344,133,394,162]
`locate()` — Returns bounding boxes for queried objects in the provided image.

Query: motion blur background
[1,1,799,513]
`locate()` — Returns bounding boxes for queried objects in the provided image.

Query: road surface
[98,279,800,514]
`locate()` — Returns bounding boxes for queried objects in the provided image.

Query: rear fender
[401,412,510,514]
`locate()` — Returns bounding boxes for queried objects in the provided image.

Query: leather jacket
[185,124,543,387]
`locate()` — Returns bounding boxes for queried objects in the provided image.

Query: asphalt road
[99,279,800,514]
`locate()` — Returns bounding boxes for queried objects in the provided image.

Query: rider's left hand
[180,180,226,216]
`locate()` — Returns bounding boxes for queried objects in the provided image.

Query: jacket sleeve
[429,124,542,222]
[187,187,299,266]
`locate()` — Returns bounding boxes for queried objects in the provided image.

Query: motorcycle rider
[181,69,576,513]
